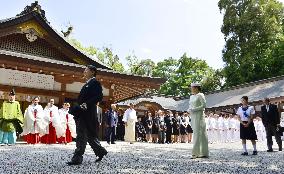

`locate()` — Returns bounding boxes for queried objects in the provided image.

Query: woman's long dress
[189,93,209,157]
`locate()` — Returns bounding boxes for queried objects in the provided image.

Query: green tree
[152,57,178,79]
[68,39,125,72]
[218,0,284,86]
[270,40,284,76]
[156,53,223,96]
[125,53,155,76]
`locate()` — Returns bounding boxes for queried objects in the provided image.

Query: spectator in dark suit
[261,98,282,152]
[67,65,107,165]
[116,109,125,141]
[105,104,117,144]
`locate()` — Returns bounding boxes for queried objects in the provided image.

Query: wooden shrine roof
[0,49,166,102]
[0,7,110,69]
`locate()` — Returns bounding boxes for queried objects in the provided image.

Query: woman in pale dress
[188,83,209,159]
[122,103,137,144]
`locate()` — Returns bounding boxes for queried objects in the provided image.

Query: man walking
[67,65,107,165]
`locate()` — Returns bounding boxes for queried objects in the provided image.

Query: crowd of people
[110,108,283,145]
[0,65,284,166]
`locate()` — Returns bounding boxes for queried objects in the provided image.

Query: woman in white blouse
[188,83,209,159]
[236,96,258,155]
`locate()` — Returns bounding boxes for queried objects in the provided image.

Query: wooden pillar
[59,83,66,106]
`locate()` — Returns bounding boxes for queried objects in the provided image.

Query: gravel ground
[0,141,283,174]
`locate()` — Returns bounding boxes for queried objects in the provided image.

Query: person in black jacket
[261,98,282,152]
[67,65,107,165]
[165,110,173,144]
[105,104,117,144]
[152,111,159,143]
[116,109,125,141]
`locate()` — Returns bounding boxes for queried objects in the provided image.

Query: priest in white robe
[122,103,137,144]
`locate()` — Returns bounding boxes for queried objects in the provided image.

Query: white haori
[21,104,48,136]
[123,108,137,142]
[43,104,61,135]
[57,108,77,138]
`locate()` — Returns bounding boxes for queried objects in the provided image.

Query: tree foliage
[68,39,222,96]
[68,39,124,72]
[153,54,223,96]
[218,0,284,86]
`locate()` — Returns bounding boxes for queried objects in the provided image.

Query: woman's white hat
[191,83,201,87]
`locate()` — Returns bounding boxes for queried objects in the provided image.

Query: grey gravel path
[0,141,283,174]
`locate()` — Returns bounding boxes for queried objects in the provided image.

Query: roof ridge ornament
[17,1,48,22]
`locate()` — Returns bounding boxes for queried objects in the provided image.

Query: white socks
[253,144,257,151]
[243,144,257,152]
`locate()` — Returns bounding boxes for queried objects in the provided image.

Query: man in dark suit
[261,98,282,152]
[105,104,117,144]
[67,65,107,165]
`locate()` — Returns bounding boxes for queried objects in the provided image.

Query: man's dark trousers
[106,126,116,143]
[72,117,107,163]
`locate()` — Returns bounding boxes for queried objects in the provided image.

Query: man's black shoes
[267,149,273,152]
[95,151,108,163]
[241,152,248,156]
[67,161,82,166]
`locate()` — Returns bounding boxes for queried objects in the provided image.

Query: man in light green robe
[0,89,23,145]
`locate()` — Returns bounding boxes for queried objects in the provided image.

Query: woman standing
[172,112,180,143]
[151,111,159,143]
[188,83,209,159]
[22,96,46,144]
[57,103,76,144]
[145,112,153,143]
[180,112,188,143]
[186,112,193,143]
[236,96,258,155]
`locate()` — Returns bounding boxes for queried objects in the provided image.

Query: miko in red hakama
[57,114,73,144]
[41,111,57,144]
[25,110,40,144]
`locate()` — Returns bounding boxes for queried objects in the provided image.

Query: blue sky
[1,0,283,69]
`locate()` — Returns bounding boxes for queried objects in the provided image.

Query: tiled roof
[117,95,179,110]
[118,76,284,111]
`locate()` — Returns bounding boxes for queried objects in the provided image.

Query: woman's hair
[241,96,248,102]
[64,102,71,107]
[196,86,202,91]
[32,96,40,101]
[192,86,202,92]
